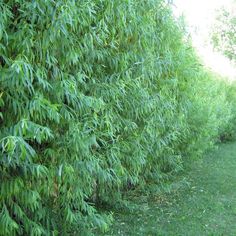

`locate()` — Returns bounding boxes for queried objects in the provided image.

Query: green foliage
[219,81,236,141]
[211,2,236,62]
[0,0,235,235]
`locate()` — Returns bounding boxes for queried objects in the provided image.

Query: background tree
[211,1,236,62]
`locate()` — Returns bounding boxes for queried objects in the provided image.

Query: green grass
[104,142,236,236]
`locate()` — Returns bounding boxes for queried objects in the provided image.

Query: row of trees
[0,0,235,235]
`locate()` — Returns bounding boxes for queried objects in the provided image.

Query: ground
[103,142,236,236]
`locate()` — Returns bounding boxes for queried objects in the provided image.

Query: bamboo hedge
[0,0,234,235]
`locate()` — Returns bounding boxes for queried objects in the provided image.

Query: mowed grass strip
[106,142,236,236]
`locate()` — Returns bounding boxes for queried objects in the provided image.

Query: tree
[211,1,236,62]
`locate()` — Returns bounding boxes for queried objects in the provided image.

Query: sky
[173,0,236,80]
[173,0,232,28]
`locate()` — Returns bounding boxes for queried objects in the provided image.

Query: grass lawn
[103,142,236,235]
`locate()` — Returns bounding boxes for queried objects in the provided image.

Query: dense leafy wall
[0,0,234,235]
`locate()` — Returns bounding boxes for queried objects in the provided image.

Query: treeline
[0,0,235,235]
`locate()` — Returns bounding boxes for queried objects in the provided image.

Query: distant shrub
[0,0,235,235]
[211,2,236,62]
